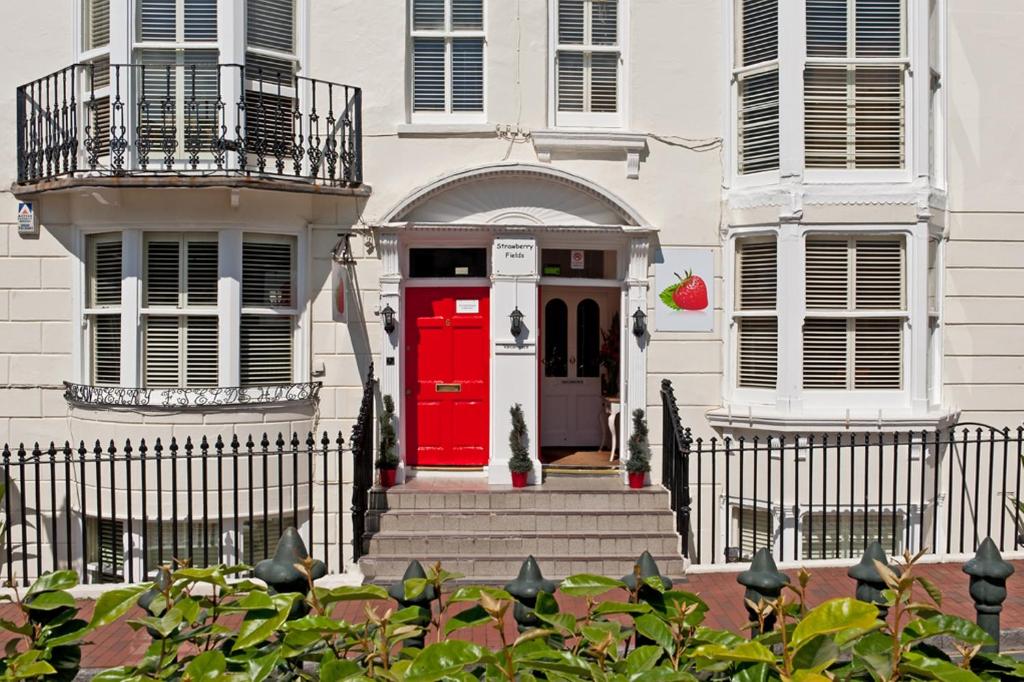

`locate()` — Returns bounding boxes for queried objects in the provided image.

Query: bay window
[553,0,622,127]
[732,0,914,178]
[410,0,486,119]
[83,231,300,392]
[731,231,916,411]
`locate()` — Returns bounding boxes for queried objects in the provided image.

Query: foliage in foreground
[1,550,1022,681]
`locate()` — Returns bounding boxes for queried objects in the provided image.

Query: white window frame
[547,0,628,129]
[409,0,487,124]
[723,223,933,420]
[725,0,927,187]
[73,225,309,392]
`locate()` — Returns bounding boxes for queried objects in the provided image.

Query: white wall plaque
[492,238,536,276]
[456,299,480,314]
[570,249,585,270]
[654,247,714,333]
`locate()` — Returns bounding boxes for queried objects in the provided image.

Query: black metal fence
[0,369,376,587]
[661,380,1024,566]
[16,62,362,186]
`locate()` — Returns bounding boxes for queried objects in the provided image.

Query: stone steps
[358,477,686,583]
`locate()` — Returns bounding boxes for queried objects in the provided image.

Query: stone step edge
[364,530,681,540]
[377,487,669,495]
[359,554,687,566]
[368,508,676,516]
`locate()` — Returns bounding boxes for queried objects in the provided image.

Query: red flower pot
[380,467,397,488]
[628,472,646,489]
[511,471,529,488]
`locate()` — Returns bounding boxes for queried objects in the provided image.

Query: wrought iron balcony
[16,62,362,191]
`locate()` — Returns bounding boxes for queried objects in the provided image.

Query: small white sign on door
[456,299,480,314]
[570,250,585,270]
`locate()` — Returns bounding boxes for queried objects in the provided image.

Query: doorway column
[488,235,540,484]
[624,236,651,482]
[378,232,404,482]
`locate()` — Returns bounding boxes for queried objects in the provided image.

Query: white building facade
[1,0,1023,578]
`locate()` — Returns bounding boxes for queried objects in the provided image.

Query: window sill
[396,123,497,138]
[706,404,959,434]
[531,129,647,179]
[63,382,322,410]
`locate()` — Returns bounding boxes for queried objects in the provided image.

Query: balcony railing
[16,62,362,188]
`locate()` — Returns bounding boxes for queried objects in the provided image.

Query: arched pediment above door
[382,163,648,228]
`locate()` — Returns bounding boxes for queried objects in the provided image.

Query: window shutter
[805,239,849,309]
[805,0,905,169]
[736,0,779,174]
[185,316,219,387]
[558,0,585,44]
[451,38,484,112]
[84,0,110,50]
[139,0,177,42]
[240,316,293,385]
[853,318,901,388]
[413,0,445,31]
[184,0,218,42]
[412,38,446,112]
[89,238,122,307]
[91,518,124,582]
[451,0,483,30]
[243,241,293,308]
[185,240,218,306]
[591,0,618,45]
[590,53,618,113]
[144,317,180,387]
[145,239,181,307]
[93,315,121,386]
[736,240,778,389]
[247,0,295,53]
[738,318,778,389]
[855,240,903,309]
[733,507,774,560]
[802,511,904,559]
[803,318,848,388]
[556,52,585,113]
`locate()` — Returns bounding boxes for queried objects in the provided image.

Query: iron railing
[0,369,375,586]
[16,62,362,187]
[350,364,376,563]
[661,380,1024,565]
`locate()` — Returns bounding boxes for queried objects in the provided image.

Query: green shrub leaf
[89,586,147,628]
[559,574,625,597]
[694,642,775,664]
[320,657,363,682]
[790,598,878,649]
[593,601,652,616]
[183,651,226,681]
[24,590,76,612]
[232,593,297,651]
[625,645,662,674]
[444,605,492,635]
[406,640,486,682]
[902,614,994,647]
[901,650,983,681]
[635,613,675,654]
[25,571,78,596]
[792,634,840,674]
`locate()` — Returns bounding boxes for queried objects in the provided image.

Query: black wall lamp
[632,307,648,338]
[510,307,524,338]
[381,304,396,334]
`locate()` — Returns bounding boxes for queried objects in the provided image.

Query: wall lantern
[381,304,396,334]
[510,307,524,338]
[632,307,647,338]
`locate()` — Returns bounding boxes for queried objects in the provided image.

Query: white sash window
[82,231,301,390]
[410,0,486,121]
[553,0,623,128]
[734,0,780,174]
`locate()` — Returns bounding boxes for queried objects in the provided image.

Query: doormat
[541,448,620,468]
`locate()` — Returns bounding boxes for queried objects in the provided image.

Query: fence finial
[388,560,437,649]
[505,556,558,633]
[963,537,1014,653]
[254,527,326,620]
[848,541,900,618]
[737,548,789,636]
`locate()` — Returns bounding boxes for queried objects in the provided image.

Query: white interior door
[540,288,614,448]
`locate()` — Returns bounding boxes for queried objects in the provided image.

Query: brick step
[363,531,680,557]
[371,488,670,512]
[359,554,689,583]
[368,509,677,533]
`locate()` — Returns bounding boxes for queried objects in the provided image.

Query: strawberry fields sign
[654,247,714,332]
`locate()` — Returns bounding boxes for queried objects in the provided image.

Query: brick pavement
[1,560,1021,670]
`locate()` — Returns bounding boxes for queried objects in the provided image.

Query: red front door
[405,287,490,466]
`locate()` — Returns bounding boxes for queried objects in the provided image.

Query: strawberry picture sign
[654,247,714,332]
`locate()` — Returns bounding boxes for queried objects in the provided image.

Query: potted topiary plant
[376,395,399,488]
[625,408,651,489]
[508,403,533,488]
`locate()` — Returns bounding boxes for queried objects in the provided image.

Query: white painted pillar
[219,229,242,387]
[624,237,650,483]
[378,232,403,481]
[219,0,245,164]
[120,229,141,388]
[488,236,539,485]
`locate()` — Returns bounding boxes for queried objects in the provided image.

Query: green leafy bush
[2,550,1021,681]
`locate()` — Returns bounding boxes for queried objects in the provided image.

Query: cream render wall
[943,0,1024,425]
